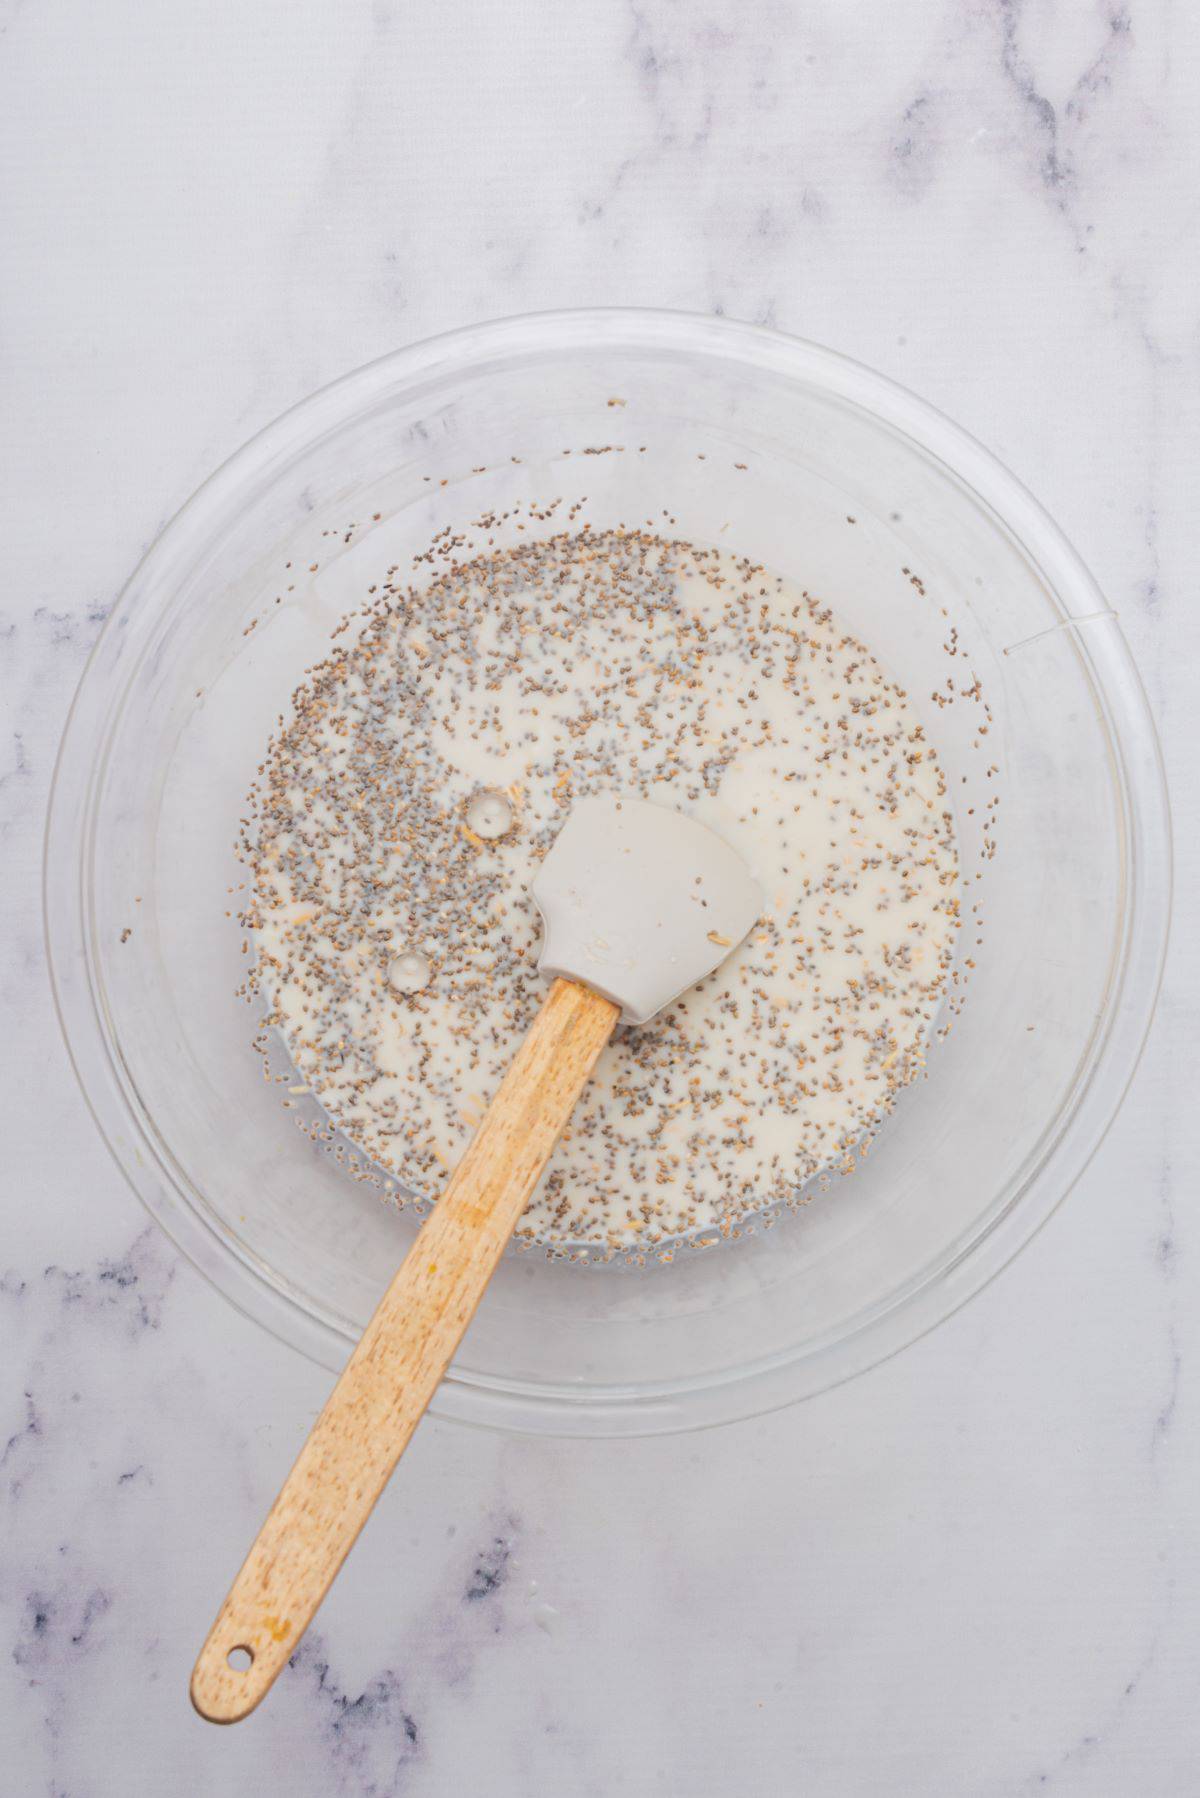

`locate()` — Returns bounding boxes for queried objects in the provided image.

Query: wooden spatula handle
[191,977,619,1723]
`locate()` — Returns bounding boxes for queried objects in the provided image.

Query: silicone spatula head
[531,796,763,1025]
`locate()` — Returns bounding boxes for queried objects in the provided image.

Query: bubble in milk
[388,950,433,994]
[465,789,515,840]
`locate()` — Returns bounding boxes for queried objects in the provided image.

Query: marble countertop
[2,2,1194,1791]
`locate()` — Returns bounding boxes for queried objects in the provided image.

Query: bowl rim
[44,306,1173,1436]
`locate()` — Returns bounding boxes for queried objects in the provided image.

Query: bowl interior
[53,317,1162,1433]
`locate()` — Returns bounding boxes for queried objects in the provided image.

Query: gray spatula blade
[531,797,763,1026]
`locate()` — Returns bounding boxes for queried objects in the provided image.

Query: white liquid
[248,532,959,1251]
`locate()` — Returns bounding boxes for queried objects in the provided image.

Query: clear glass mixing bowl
[45,310,1170,1435]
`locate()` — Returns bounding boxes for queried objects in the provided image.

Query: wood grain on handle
[191,977,619,1723]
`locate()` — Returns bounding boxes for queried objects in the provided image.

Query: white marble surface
[1,2,1195,1791]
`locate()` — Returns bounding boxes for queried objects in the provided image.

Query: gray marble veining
[1,1,1196,1792]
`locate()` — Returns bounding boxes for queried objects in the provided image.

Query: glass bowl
[45,310,1170,1436]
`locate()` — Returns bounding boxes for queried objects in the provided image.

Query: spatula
[191,796,762,1722]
